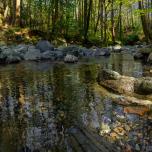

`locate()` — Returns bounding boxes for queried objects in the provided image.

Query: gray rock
[0,47,22,63]
[83,49,94,57]
[133,51,143,59]
[94,48,111,56]
[61,45,83,57]
[24,48,41,60]
[64,54,78,63]
[36,40,54,52]
[54,51,64,60]
[0,47,9,62]
[63,45,80,52]
[28,45,36,50]
[14,44,29,58]
[15,44,28,53]
[41,51,56,60]
[6,53,21,63]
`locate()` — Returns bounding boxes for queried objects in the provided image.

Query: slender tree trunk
[84,0,92,42]
[118,1,122,41]
[15,0,20,25]
[52,0,59,34]
[100,0,104,42]
[83,0,88,40]
[111,0,115,44]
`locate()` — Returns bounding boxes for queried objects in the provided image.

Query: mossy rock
[135,77,152,95]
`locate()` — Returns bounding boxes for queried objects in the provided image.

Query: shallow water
[0,53,151,152]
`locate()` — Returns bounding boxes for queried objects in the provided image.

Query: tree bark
[139,0,152,42]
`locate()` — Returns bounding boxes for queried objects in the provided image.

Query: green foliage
[124,34,139,45]
[0,0,152,45]
[4,28,15,41]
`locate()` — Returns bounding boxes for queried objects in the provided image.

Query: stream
[0,53,151,152]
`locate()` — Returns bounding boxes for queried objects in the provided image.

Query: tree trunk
[84,0,92,42]
[138,0,152,42]
[111,0,115,44]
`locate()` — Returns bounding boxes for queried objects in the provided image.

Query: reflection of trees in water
[52,64,85,129]
[78,64,99,105]
[0,64,61,151]
[78,64,105,129]
[1,61,144,151]
[109,53,135,76]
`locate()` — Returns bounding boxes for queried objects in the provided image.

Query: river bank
[0,40,152,64]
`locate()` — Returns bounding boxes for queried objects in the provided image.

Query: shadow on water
[0,53,151,152]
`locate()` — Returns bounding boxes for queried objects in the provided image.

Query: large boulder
[24,48,41,60]
[14,44,29,58]
[100,77,135,94]
[64,54,78,63]
[36,40,54,52]
[98,69,152,95]
[6,53,21,63]
[0,46,22,63]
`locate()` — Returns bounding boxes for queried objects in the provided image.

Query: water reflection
[0,54,151,152]
[108,53,143,77]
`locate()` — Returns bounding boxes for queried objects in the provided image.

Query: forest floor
[0,25,42,45]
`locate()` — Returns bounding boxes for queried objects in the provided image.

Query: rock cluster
[0,40,111,64]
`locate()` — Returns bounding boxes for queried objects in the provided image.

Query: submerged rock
[64,54,78,63]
